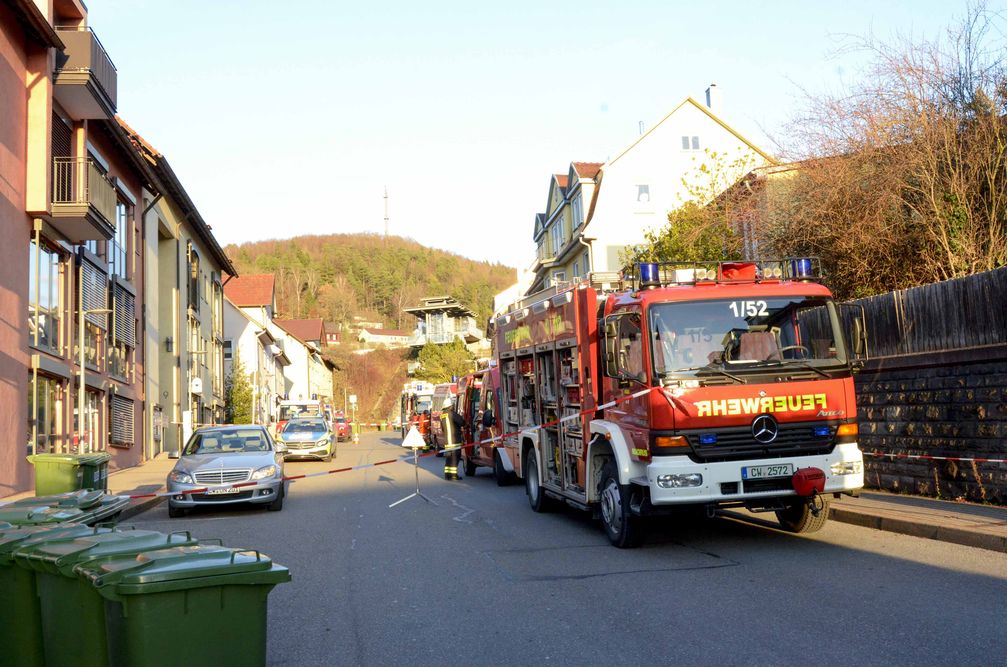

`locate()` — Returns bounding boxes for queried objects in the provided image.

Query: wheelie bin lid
[26,452,111,466]
[13,529,197,576]
[75,495,130,526]
[77,545,291,595]
[0,523,111,563]
[0,505,86,526]
[0,489,106,510]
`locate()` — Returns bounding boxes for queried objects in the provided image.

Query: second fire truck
[493,260,866,547]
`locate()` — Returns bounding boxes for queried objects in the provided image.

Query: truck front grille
[683,422,835,463]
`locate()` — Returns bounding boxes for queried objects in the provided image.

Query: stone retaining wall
[855,345,1007,503]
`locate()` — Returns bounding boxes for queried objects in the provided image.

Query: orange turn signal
[836,424,858,437]
[654,436,688,449]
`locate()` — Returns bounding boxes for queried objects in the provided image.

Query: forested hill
[225,234,516,328]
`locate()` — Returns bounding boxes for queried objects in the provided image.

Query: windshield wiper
[755,359,832,378]
[664,365,746,384]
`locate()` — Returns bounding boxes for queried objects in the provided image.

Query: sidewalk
[830,491,1007,553]
[2,453,176,522]
[3,455,1005,552]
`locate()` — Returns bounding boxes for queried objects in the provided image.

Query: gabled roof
[224,274,275,307]
[607,97,776,167]
[572,162,603,179]
[533,213,547,241]
[274,318,325,343]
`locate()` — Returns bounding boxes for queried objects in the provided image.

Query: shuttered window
[80,253,108,328]
[110,395,133,446]
[112,283,135,348]
[52,113,72,159]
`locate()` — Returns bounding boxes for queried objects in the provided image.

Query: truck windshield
[649,296,848,378]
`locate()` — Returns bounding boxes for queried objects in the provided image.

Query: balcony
[53,27,117,119]
[51,158,116,242]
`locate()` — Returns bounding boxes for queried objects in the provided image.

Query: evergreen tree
[224,352,254,424]
[414,339,475,383]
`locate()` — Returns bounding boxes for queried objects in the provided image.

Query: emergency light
[639,263,660,289]
[699,433,718,445]
[791,258,814,279]
[813,426,831,437]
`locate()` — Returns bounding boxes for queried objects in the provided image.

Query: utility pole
[383,186,389,240]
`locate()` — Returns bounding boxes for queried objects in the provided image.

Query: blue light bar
[699,433,718,445]
[639,263,660,288]
[813,426,831,437]
[791,258,813,279]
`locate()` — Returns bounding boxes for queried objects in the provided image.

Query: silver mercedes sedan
[166,425,287,518]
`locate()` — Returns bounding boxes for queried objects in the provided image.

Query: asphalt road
[129,432,1007,666]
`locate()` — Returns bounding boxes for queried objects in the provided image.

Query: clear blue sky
[87,0,985,270]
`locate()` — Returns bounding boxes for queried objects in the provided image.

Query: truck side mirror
[852,315,867,358]
[604,320,619,377]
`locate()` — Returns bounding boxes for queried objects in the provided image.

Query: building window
[551,221,563,256]
[78,389,102,452]
[108,340,130,380]
[681,136,700,150]
[223,339,233,361]
[636,184,650,202]
[29,240,61,353]
[572,194,583,228]
[28,375,62,454]
[552,271,566,287]
[187,244,200,314]
[109,395,134,447]
[84,322,102,370]
[109,201,129,280]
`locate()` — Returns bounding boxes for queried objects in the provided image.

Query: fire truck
[493,259,867,547]
[399,381,435,443]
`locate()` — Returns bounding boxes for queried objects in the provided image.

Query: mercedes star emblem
[752,414,779,444]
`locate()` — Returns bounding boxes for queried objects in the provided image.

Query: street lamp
[79,304,112,454]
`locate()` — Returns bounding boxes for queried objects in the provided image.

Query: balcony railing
[54,27,118,117]
[51,158,116,236]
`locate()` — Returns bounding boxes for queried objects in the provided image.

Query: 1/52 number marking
[729,300,768,317]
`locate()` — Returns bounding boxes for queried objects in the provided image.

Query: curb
[829,505,1007,554]
[117,494,166,522]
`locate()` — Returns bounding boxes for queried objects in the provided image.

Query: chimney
[705,83,722,114]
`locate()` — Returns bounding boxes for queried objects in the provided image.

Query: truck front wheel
[599,462,644,548]
[524,449,551,512]
[775,497,830,533]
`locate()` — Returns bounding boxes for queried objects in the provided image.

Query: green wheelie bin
[0,489,129,526]
[13,529,198,667]
[27,452,110,494]
[76,545,291,667]
[0,523,114,667]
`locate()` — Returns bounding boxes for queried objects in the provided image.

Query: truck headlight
[252,465,278,480]
[830,460,862,476]
[657,473,703,488]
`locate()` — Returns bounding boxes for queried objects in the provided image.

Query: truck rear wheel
[599,462,644,548]
[524,449,551,512]
[494,451,514,486]
[775,497,830,533]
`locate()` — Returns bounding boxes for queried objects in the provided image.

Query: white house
[526,85,774,295]
[223,297,290,425]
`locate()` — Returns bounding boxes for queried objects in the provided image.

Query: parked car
[332,416,352,442]
[277,417,336,461]
[167,425,286,518]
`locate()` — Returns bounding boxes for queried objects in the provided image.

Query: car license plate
[742,463,794,480]
[205,487,239,495]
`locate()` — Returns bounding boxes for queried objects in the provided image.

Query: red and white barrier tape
[864,451,1007,464]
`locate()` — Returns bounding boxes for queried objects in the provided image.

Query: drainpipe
[577,234,593,273]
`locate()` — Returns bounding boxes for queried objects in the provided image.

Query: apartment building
[223,297,290,426]
[2,0,153,494]
[118,120,237,455]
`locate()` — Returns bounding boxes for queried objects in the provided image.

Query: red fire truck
[399,381,435,443]
[458,366,517,485]
[493,260,866,547]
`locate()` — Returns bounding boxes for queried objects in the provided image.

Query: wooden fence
[848,266,1007,358]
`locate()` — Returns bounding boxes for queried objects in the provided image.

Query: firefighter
[440,397,464,480]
